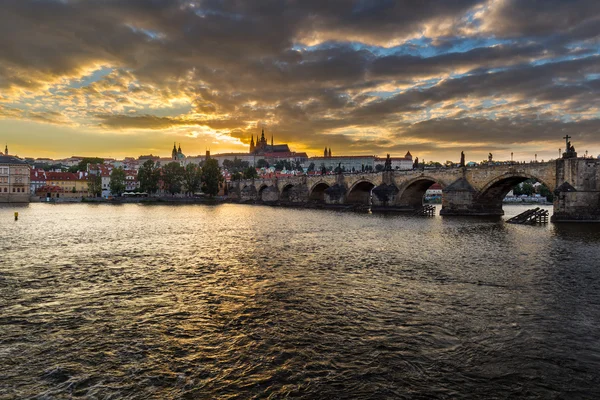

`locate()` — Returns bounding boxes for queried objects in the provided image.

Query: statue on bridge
[384,154,392,171]
[413,157,419,169]
[563,135,578,159]
[488,153,493,163]
[460,151,465,167]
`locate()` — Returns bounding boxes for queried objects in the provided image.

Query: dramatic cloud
[1,0,599,160]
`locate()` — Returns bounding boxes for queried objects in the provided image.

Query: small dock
[414,205,436,216]
[506,207,549,224]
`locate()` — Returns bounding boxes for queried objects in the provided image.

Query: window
[3,188,6,192]
[12,188,15,192]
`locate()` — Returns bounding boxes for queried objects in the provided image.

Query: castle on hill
[249,128,291,155]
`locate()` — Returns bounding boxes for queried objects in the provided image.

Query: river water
[1,203,600,399]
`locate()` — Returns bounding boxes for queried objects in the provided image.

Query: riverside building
[0,145,31,203]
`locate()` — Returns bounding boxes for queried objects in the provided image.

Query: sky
[0,0,599,162]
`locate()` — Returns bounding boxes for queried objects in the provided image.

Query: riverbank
[31,196,229,205]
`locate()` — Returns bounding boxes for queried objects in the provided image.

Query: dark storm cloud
[96,114,247,131]
[483,0,600,38]
[402,117,600,145]
[356,56,600,122]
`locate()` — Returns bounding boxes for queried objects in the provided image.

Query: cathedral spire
[271,134,273,147]
[324,147,328,157]
[4,144,7,156]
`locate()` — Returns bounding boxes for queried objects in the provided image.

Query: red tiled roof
[374,157,411,161]
[46,172,79,181]
[30,169,47,180]
[311,155,375,159]
[36,185,65,193]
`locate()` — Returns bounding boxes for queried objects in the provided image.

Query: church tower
[328,148,332,157]
[271,134,274,147]
[171,142,178,160]
[250,135,255,153]
[324,147,328,157]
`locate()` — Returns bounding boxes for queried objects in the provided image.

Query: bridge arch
[346,179,376,205]
[309,182,330,202]
[475,172,554,214]
[397,176,444,209]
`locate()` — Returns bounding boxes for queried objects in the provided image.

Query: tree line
[87,159,223,197]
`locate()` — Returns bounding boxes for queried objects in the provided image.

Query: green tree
[138,159,161,194]
[295,160,303,171]
[307,162,315,172]
[256,159,269,169]
[513,184,523,196]
[201,158,223,197]
[274,160,293,171]
[222,157,249,173]
[538,184,554,202]
[162,162,185,195]
[182,163,202,195]
[87,168,102,197]
[70,158,104,173]
[521,182,535,196]
[109,167,126,197]
[243,166,258,179]
[230,172,242,181]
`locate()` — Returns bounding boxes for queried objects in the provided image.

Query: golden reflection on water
[1,203,600,398]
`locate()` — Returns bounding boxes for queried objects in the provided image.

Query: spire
[178,143,182,153]
[4,144,7,156]
[172,142,178,160]
[328,148,332,157]
[261,128,265,141]
[324,147,328,157]
[271,134,273,147]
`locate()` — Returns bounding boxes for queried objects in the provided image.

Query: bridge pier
[551,158,600,222]
[439,177,502,216]
[324,184,347,205]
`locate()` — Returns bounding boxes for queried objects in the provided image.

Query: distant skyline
[1,0,599,161]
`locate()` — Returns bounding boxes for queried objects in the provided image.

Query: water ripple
[1,203,600,399]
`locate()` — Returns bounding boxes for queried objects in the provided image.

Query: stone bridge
[228,157,600,222]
